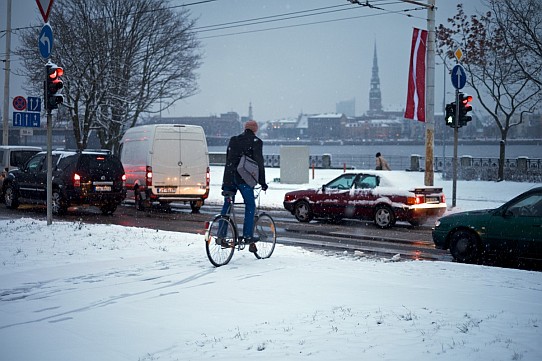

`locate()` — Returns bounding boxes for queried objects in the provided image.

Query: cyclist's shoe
[249,243,258,253]
[243,236,260,244]
[216,237,231,248]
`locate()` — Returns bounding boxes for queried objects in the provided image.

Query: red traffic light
[461,94,473,112]
[48,67,64,79]
[45,62,64,110]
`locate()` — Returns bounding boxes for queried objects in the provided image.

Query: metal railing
[208,153,542,182]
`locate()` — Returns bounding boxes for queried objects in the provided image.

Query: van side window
[122,139,149,165]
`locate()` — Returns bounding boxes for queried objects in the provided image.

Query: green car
[432,187,542,263]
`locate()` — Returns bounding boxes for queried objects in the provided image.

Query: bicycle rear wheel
[252,213,276,259]
[205,215,236,267]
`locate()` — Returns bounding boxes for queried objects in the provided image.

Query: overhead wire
[1,1,426,63]
[197,1,426,40]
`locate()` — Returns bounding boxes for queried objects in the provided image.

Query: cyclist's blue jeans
[219,183,256,239]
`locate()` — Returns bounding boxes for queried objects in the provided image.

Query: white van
[119,124,210,212]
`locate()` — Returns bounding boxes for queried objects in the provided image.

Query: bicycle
[205,187,276,267]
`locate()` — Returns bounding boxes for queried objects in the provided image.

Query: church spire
[368,41,383,115]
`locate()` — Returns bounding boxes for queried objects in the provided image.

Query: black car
[2,150,126,215]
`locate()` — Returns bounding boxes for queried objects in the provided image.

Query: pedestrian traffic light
[458,93,473,127]
[45,63,64,110]
[445,102,456,127]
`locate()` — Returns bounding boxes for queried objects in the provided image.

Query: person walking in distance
[375,152,391,170]
[221,120,268,253]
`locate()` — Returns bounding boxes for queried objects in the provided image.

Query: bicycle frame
[205,186,275,267]
[220,187,263,250]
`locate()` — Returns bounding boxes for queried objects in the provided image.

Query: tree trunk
[498,136,506,182]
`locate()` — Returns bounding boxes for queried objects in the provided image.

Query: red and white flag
[404,28,428,122]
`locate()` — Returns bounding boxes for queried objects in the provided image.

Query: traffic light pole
[452,89,459,208]
[45,65,54,224]
[46,108,53,225]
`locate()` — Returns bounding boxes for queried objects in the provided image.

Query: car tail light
[122,174,126,186]
[73,173,81,187]
[407,195,424,205]
[203,167,210,199]
[146,166,153,186]
[284,194,295,202]
[441,194,446,203]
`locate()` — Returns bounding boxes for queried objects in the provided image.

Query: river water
[209,143,541,159]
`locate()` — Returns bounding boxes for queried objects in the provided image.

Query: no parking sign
[12,96,27,111]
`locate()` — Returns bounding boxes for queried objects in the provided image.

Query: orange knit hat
[244,120,259,133]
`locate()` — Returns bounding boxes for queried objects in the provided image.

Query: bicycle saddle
[222,190,236,197]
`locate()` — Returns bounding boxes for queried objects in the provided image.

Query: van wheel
[190,200,203,213]
[134,188,145,211]
[4,184,19,209]
[52,190,68,216]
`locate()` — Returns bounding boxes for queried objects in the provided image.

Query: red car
[283,171,447,228]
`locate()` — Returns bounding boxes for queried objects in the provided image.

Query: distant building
[267,118,299,139]
[307,113,347,140]
[141,112,242,139]
[336,98,356,117]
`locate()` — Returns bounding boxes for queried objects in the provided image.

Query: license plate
[425,196,439,203]
[157,187,176,193]
[95,185,111,192]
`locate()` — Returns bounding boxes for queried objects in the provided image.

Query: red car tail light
[407,195,425,205]
[73,173,81,187]
[146,166,153,186]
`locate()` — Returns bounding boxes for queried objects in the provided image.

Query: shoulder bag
[237,154,259,187]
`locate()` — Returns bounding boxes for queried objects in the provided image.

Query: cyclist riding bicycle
[220,120,268,253]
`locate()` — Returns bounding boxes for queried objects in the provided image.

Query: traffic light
[45,62,64,110]
[458,92,473,127]
[445,102,456,127]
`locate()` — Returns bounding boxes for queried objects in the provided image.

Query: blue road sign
[39,24,53,59]
[27,97,42,112]
[12,112,41,128]
[451,64,467,90]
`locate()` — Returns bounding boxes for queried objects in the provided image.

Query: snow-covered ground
[1,166,541,361]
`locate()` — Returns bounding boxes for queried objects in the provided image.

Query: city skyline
[1,0,484,122]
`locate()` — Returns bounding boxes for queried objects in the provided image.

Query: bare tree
[15,0,202,152]
[490,0,542,88]
[437,3,541,181]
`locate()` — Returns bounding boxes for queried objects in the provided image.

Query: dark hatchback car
[432,187,542,263]
[283,171,447,228]
[2,150,126,215]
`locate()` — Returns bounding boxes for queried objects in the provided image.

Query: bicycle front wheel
[253,213,276,259]
[205,215,237,267]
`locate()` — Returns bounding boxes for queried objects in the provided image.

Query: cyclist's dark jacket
[222,129,266,189]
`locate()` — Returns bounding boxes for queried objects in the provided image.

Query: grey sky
[1,0,483,122]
